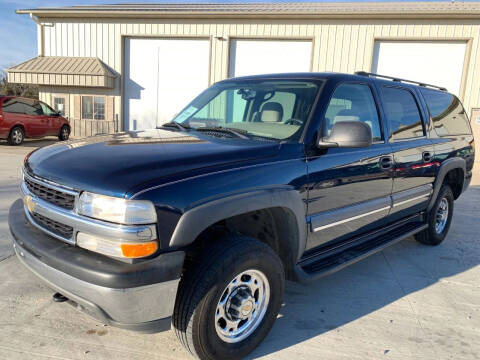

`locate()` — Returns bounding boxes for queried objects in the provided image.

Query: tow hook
[52,292,68,303]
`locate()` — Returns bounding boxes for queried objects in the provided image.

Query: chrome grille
[24,176,75,210]
[31,211,74,239]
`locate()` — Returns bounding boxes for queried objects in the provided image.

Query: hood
[25,129,281,198]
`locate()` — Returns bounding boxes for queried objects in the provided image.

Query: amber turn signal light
[121,241,158,258]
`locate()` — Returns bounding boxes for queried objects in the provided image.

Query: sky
[1,0,480,73]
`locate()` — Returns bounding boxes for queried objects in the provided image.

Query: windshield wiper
[194,126,250,139]
[158,121,191,131]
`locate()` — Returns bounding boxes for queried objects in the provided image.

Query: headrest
[261,102,284,123]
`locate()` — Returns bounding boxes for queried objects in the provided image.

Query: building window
[81,96,105,120]
[53,97,66,116]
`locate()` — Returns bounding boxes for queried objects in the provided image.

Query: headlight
[77,192,157,225]
[77,232,158,259]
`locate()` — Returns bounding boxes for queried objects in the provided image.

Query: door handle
[380,156,393,170]
[423,151,433,163]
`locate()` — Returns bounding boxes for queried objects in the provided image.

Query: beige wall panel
[39,18,480,124]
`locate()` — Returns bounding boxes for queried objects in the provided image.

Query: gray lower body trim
[309,184,433,234]
[310,196,391,233]
[390,184,432,213]
[13,238,179,328]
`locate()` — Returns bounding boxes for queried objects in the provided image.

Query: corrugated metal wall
[39,18,480,130]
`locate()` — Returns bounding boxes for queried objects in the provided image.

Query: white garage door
[372,41,467,96]
[229,39,312,77]
[124,38,210,131]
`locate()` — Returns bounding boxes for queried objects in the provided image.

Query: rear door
[306,81,394,251]
[376,84,435,219]
[23,100,49,137]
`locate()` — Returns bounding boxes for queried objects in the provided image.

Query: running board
[294,222,428,282]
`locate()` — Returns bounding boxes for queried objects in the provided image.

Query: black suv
[9,72,474,359]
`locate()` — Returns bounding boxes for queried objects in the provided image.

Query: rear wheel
[415,184,454,246]
[8,126,24,146]
[173,235,284,360]
[58,125,70,141]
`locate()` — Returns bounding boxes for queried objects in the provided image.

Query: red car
[0,96,70,145]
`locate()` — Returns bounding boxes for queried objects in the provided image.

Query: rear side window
[381,87,425,140]
[1,99,26,114]
[324,83,383,141]
[421,89,472,136]
[24,101,43,116]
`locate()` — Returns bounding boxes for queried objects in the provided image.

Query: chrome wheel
[12,128,23,144]
[435,198,449,234]
[215,269,270,343]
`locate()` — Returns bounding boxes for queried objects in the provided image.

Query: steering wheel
[284,118,303,126]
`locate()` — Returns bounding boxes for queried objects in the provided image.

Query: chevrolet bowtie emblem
[24,195,36,213]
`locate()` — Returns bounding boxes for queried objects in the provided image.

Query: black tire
[58,125,70,141]
[415,184,454,246]
[173,235,285,360]
[8,126,24,146]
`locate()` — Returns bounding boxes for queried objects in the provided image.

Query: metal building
[7,2,480,144]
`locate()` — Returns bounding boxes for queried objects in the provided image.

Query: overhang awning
[7,56,116,88]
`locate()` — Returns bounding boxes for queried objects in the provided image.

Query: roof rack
[354,71,447,92]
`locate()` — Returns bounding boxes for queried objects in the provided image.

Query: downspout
[30,13,44,57]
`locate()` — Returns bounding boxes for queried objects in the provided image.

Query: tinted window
[324,83,382,141]
[24,101,43,116]
[421,89,472,136]
[2,99,26,114]
[381,87,424,140]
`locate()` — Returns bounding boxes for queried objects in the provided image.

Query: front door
[306,82,393,251]
[376,85,435,219]
[40,102,61,135]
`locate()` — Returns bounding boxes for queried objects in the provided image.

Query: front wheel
[415,184,454,246]
[58,125,70,141]
[173,236,284,360]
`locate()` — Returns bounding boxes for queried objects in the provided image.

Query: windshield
[172,79,321,141]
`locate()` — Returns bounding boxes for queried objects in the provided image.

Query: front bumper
[9,199,185,333]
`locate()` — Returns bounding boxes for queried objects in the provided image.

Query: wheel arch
[10,124,25,135]
[428,157,466,211]
[169,188,307,274]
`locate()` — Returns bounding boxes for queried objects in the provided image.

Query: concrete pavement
[0,139,478,360]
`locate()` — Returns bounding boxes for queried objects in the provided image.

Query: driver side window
[324,83,383,142]
[40,102,57,116]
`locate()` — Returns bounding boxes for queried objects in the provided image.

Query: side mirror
[318,121,372,148]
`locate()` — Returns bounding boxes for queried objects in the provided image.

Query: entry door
[229,39,312,77]
[306,82,393,251]
[124,38,210,131]
[377,85,435,219]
